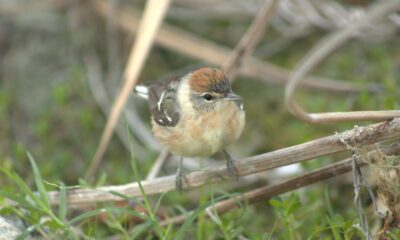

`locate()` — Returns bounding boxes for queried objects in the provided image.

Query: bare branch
[285,0,400,123]
[90,0,364,93]
[146,149,170,180]
[48,118,400,205]
[84,51,142,156]
[160,143,400,226]
[84,51,162,159]
[223,0,278,80]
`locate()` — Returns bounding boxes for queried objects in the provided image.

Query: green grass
[1,151,398,239]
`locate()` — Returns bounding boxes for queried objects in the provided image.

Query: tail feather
[134,85,149,99]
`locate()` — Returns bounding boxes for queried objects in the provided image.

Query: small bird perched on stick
[135,67,245,190]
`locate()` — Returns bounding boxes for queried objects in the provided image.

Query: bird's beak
[224,92,242,101]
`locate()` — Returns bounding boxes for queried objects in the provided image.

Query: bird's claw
[224,150,239,179]
[227,158,239,179]
[175,171,185,193]
[175,157,186,193]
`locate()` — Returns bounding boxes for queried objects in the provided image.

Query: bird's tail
[134,85,149,99]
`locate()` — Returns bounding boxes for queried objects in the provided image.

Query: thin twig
[47,118,400,205]
[223,0,278,80]
[285,0,400,123]
[159,143,400,227]
[86,0,171,180]
[90,0,364,93]
[84,49,161,151]
[146,149,170,180]
[84,51,151,159]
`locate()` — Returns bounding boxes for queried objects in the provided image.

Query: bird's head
[186,68,243,112]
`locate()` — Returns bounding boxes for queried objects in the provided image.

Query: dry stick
[145,149,170,181]
[90,0,362,93]
[84,52,138,154]
[160,143,400,226]
[285,0,400,124]
[223,0,278,80]
[84,51,162,158]
[86,0,171,180]
[48,118,400,205]
[103,1,161,151]
[85,51,161,151]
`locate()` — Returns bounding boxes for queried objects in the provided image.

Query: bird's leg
[223,150,239,179]
[175,157,185,192]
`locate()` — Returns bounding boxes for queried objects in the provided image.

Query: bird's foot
[224,150,239,179]
[175,171,187,193]
[175,157,187,193]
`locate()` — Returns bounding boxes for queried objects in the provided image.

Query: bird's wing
[148,76,181,127]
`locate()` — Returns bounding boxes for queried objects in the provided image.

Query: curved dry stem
[90,0,365,93]
[285,0,400,124]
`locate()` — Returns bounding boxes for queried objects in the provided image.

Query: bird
[135,67,245,190]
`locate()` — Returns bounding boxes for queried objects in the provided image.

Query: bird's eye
[202,93,213,102]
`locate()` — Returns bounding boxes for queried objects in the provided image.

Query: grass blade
[0,168,44,210]
[326,216,343,240]
[108,190,133,201]
[58,181,67,222]
[130,221,153,239]
[126,125,165,238]
[16,222,47,240]
[153,192,166,213]
[68,207,146,225]
[174,195,226,240]
[0,190,32,208]
[27,152,49,208]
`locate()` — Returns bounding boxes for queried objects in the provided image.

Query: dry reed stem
[47,118,400,205]
[90,0,363,93]
[86,0,171,180]
[223,0,278,80]
[160,143,400,226]
[84,50,162,152]
[84,51,134,152]
[285,0,400,124]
